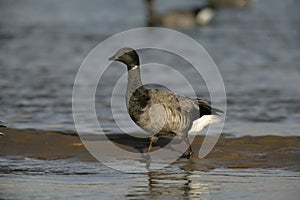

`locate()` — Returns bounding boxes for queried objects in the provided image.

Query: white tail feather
[188,115,221,133]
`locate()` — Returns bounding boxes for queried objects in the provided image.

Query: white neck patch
[131,65,138,70]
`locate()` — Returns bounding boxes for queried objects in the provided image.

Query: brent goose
[145,0,215,28]
[109,48,222,158]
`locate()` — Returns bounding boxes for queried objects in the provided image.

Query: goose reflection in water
[126,170,217,199]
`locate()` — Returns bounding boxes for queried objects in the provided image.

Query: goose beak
[108,55,116,61]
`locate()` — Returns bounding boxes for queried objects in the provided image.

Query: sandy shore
[0,127,299,171]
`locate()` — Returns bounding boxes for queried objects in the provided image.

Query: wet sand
[1,127,299,171]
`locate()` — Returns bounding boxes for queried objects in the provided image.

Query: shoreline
[0,127,299,171]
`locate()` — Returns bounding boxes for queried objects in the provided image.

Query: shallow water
[0,0,299,136]
[0,157,299,200]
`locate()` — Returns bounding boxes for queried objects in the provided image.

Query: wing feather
[146,89,222,134]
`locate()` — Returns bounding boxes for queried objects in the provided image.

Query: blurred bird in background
[145,0,252,28]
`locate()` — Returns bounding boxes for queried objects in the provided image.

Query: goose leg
[183,136,193,159]
[148,135,158,153]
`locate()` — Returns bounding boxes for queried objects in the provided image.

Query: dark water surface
[1,0,300,199]
[0,0,299,136]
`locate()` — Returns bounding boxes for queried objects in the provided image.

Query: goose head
[109,47,140,70]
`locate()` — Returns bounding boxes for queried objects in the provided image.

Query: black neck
[126,65,145,107]
[127,59,140,71]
